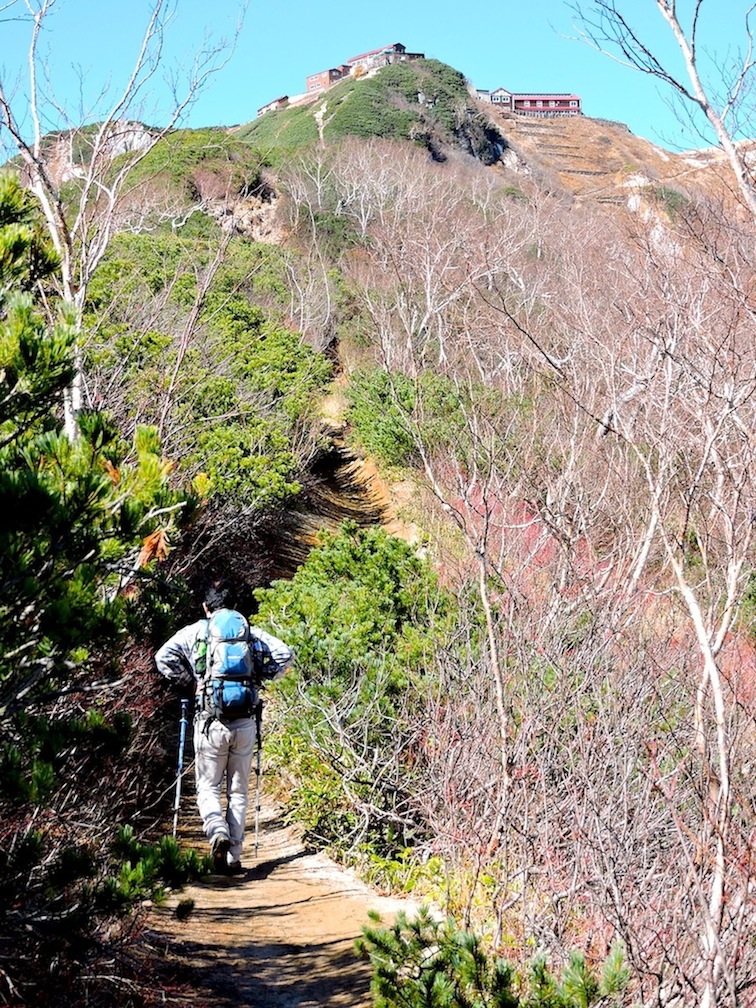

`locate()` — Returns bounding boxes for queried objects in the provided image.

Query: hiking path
[148,790,418,1007]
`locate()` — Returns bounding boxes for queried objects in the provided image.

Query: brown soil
[149,795,417,1007]
[487,106,749,206]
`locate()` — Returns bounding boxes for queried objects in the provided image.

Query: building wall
[483,88,582,116]
[346,42,415,74]
[306,66,351,93]
[513,97,581,115]
[306,70,333,93]
[257,97,289,116]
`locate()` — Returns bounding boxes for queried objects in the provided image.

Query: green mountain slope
[238,59,505,164]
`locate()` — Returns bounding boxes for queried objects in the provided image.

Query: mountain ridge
[10,56,748,225]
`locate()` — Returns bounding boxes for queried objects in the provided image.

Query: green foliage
[0,710,132,804]
[346,368,419,465]
[597,943,631,999]
[235,102,320,159]
[0,177,188,720]
[0,292,75,432]
[0,172,60,289]
[323,72,418,144]
[0,177,71,439]
[84,231,333,507]
[255,522,453,850]
[255,521,447,679]
[358,909,631,1008]
[737,571,756,638]
[347,367,513,469]
[239,60,504,165]
[321,60,492,157]
[95,825,209,912]
[358,846,446,896]
[358,908,517,1008]
[117,127,269,215]
[0,175,200,1005]
[0,413,187,709]
[0,822,208,940]
[193,420,302,503]
[648,185,689,220]
[87,232,186,307]
[86,208,292,322]
[1,822,207,923]
[312,210,365,258]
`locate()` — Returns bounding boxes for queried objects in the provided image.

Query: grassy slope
[236,59,504,165]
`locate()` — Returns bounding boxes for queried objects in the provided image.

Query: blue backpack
[198,609,258,721]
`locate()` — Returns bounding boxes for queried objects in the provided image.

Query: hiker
[155,578,293,874]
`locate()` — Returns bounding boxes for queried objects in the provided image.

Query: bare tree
[334,138,756,1004]
[570,0,756,218]
[0,0,242,435]
[538,204,756,1006]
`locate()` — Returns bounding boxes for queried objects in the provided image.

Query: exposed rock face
[483,102,756,217]
[205,191,284,243]
[102,121,156,158]
[35,120,157,187]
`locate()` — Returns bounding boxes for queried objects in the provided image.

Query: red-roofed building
[478,87,582,117]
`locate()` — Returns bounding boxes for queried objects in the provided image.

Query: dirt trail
[147,417,423,1005]
[150,790,417,1007]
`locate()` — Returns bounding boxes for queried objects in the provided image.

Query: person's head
[202,578,236,614]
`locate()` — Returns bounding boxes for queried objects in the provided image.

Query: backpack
[197,609,258,721]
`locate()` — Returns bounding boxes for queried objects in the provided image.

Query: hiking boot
[210,832,230,873]
[226,860,243,875]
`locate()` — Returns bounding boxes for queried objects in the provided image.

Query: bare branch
[571,1,756,218]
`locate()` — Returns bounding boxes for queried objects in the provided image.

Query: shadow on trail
[183,886,373,923]
[197,850,307,885]
[173,437,394,602]
[247,849,312,881]
[158,804,381,1007]
[165,931,371,1008]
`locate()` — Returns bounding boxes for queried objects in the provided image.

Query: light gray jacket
[155,616,293,689]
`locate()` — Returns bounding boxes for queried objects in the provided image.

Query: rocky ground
[148,792,418,1007]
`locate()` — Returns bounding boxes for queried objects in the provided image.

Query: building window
[536,100,543,107]
[549,100,556,107]
[569,100,578,106]
[523,100,531,107]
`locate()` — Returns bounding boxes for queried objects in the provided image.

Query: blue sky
[1,0,753,152]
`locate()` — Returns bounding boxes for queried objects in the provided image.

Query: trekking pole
[254,698,263,855]
[172,698,190,839]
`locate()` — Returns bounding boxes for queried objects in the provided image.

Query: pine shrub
[358,909,631,1008]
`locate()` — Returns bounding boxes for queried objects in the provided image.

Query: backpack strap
[195,617,210,681]
[194,618,215,733]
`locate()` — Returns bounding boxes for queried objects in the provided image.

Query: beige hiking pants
[194,714,256,863]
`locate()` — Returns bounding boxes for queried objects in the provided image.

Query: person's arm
[155,620,205,687]
[249,625,294,681]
